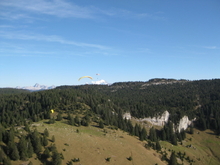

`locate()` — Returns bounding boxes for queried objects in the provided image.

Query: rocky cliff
[124,111,194,132]
[139,111,170,126]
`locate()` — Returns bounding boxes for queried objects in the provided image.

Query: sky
[0,0,220,87]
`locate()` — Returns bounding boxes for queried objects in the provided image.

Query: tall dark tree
[3,157,11,165]
[171,134,177,146]
[51,150,62,165]
[10,144,20,160]
[30,129,42,153]
[42,134,48,146]
[139,127,147,141]
[169,152,177,165]
[99,120,104,129]
[18,135,28,160]
[156,140,161,151]
[149,127,157,142]
[27,137,34,158]
[42,147,50,159]
[44,128,49,137]
[56,112,62,121]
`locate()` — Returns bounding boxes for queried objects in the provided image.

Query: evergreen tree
[49,117,55,124]
[56,112,62,121]
[169,152,177,165]
[51,150,62,165]
[74,115,80,125]
[189,126,194,134]
[11,144,20,160]
[171,134,177,146]
[99,120,104,129]
[68,115,75,126]
[139,127,147,141]
[24,122,30,132]
[18,135,28,160]
[27,137,34,158]
[156,141,161,151]
[7,127,15,144]
[44,128,49,137]
[3,157,11,165]
[0,147,6,163]
[161,128,166,141]
[42,134,48,146]
[149,127,157,142]
[30,129,42,153]
[134,123,140,137]
[42,147,50,159]
[180,130,186,140]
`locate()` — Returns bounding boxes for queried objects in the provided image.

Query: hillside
[0,78,220,164]
[0,88,30,95]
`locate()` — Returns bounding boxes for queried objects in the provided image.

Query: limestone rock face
[176,116,196,132]
[123,112,132,120]
[140,111,170,126]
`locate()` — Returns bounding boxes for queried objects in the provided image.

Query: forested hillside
[0,88,30,95]
[0,78,220,164]
[1,79,220,130]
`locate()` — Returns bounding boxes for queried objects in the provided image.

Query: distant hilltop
[16,83,56,91]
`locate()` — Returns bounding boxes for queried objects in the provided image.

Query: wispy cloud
[0,0,94,19]
[98,8,165,20]
[0,30,108,50]
[204,46,218,49]
[0,0,165,21]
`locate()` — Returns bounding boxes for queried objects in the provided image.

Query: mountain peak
[16,83,56,91]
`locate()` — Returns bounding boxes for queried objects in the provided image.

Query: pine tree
[149,127,157,142]
[189,126,194,134]
[7,128,15,144]
[56,113,62,121]
[18,135,28,160]
[0,147,6,163]
[74,115,80,125]
[161,128,166,141]
[11,144,20,160]
[134,123,139,137]
[171,134,177,146]
[139,127,147,141]
[169,152,177,165]
[31,129,42,153]
[44,128,49,137]
[99,120,104,129]
[42,135,48,146]
[24,122,30,132]
[51,150,62,165]
[42,147,50,159]
[68,115,75,126]
[3,157,11,165]
[156,141,161,151]
[27,137,34,158]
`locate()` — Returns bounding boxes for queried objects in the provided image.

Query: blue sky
[0,0,220,87]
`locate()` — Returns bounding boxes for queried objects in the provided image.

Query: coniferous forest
[0,78,220,164]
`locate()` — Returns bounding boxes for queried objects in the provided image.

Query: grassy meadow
[10,119,220,165]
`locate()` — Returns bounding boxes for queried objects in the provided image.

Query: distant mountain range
[16,83,56,91]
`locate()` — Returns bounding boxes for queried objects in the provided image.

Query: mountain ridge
[16,83,56,91]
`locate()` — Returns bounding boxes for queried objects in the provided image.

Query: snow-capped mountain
[91,79,109,85]
[16,83,56,91]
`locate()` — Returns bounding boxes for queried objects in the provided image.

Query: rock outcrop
[123,111,195,132]
[139,111,170,126]
[123,112,132,120]
[176,116,196,132]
